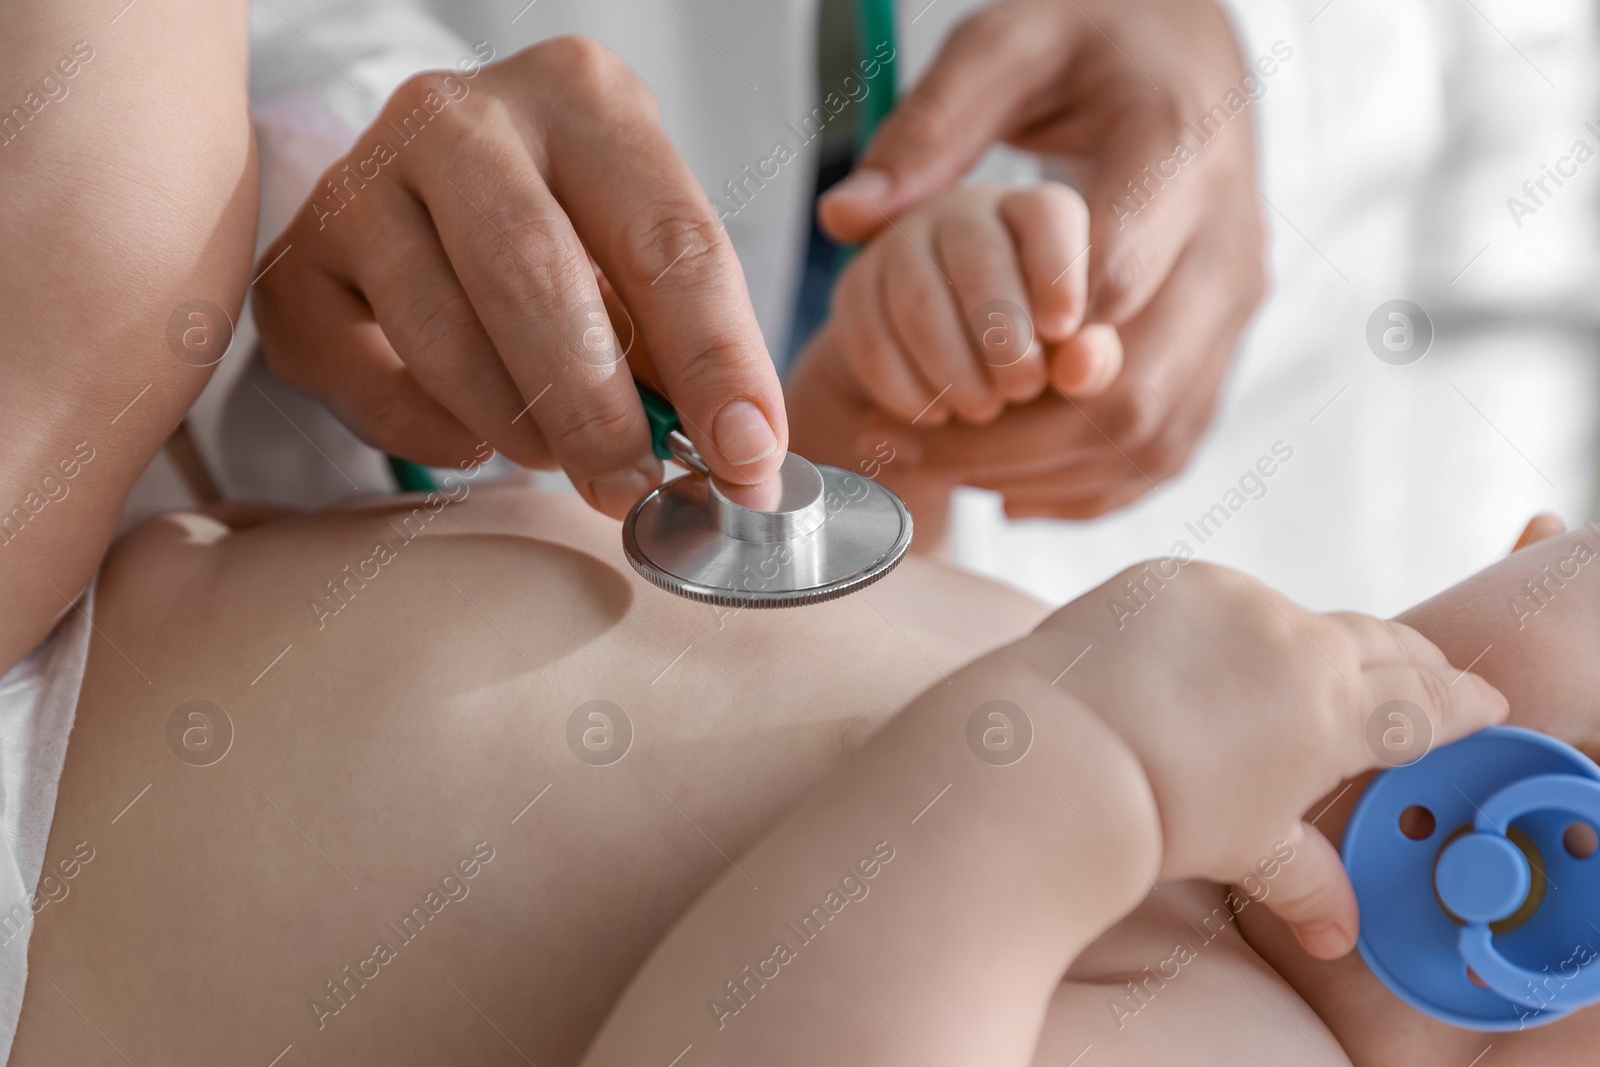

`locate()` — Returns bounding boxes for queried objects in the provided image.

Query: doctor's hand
[789,320,1194,547]
[252,36,787,518]
[818,0,1268,518]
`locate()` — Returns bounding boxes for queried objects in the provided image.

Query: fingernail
[822,167,892,210]
[712,400,778,467]
[1294,920,1351,959]
[587,465,654,517]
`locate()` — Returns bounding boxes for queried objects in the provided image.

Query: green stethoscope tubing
[855,0,899,156]
[388,0,898,488]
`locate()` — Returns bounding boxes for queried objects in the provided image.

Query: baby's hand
[828,181,1120,426]
[1009,560,1510,959]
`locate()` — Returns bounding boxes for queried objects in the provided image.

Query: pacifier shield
[1343,726,1600,1030]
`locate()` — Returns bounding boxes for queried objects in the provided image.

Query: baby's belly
[12,486,1046,1066]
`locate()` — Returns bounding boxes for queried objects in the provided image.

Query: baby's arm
[578,639,1159,1067]
[0,0,257,674]
[578,563,1503,1066]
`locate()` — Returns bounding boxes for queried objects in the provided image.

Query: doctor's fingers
[378,96,671,517]
[994,473,1156,522]
[487,38,787,485]
[887,222,1248,491]
[897,334,1232,520]
[1003,327,1241,520]
[817,0,1080,243]
[877,392,1123,487]
[1071,214,1264,469]
[327,180,560,471]
[253,263,485,468]
[1077,95,1259,325]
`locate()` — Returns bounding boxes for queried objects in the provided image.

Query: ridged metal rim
[621,467,914,609]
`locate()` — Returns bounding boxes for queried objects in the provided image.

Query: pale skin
[17,481,1568,1066]
[0,0,256,679]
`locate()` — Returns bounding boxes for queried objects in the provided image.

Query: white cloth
[0,584,94,1063]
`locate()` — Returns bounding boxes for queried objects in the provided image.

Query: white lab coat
[133,0,1600,616]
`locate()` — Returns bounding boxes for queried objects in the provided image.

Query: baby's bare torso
[13,485,1352,1065]
[11,485,1047,1064]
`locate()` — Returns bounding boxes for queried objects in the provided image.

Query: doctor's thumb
[818,19,1051,244]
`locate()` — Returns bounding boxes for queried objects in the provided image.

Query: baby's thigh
[1037,884,1349,1067]
[9,511,878,1066]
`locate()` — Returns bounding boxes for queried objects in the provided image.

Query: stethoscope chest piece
[1344,726,1600,1030]
[622,449,913,609]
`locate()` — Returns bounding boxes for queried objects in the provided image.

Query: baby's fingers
[1256,821,1360,960]
[834,254,944,425]
[1513,512,1566,553]
[934,206,1046,414]
[1327,613,1449,671]
[1048,323,1123,398]
[1356,664,1509,773]
[886,233,1002,422]
[1000,182,1089,340]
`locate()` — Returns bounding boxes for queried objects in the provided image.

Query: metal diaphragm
[622,452,913,608]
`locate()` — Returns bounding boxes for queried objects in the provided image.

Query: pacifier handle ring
[1457,926,1585,1015]
[1475,775,1600,837]
[1453,775,1600,1011]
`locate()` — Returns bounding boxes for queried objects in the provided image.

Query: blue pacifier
[1343,726,1600,1030]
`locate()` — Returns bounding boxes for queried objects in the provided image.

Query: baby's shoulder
[1033,880,1352,1067]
